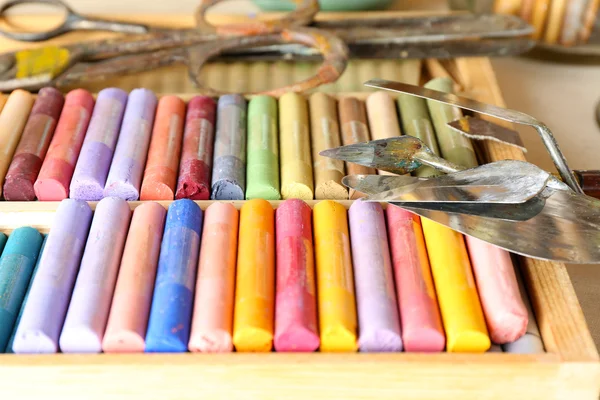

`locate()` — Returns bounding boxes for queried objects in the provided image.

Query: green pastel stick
[0,233,7,255]
[5,234,47,353]
[246,95,281,200]
[0,227,43,351]
[397,94,441,178]
[424,77,478,169]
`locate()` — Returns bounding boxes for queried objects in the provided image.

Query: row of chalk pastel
[0,197,543,354]
[0,77,447,203]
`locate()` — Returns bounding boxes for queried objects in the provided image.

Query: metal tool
[363,79,584,195]
[0,0,535,93]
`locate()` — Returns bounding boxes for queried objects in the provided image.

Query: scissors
[0,0,534,94]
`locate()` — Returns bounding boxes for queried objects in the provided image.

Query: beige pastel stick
[338,97,376,199]
[279,92,314,200]
[0,90,34,197]
[102,202,167,353]
[543,0,568,43]
[366,91,402,176]
[309,93,347,200]
[189,202,239,353]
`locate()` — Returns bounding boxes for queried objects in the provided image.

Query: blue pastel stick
[145,199,202,352]
[5,235,47,353]
[0,227,43,351]
[0,233,7,255]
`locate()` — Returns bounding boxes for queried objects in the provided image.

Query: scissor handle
[195,0,319,35]
[186,26,348,96]
[0,0,149,42]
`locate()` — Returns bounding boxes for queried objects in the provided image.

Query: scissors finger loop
[0,0,76,41]
[194,0,319,36]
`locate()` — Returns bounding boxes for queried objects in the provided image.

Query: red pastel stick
[274,199,320,352]
[34,89,94,201]
[386,205,446,352]
[4,87,65,201]
[175,96,216,200]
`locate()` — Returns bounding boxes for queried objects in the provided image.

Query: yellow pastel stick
[313,200,357,352]
[421,218,490,352]
[279,92,314,200]
[232,199,275,352]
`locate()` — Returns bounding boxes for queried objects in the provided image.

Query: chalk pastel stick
[348,201,402,352]
[385,205,445,352]
[34,89,95,201]
[274,199,319,352]
[503,266,545,353]
[0,90,34,198]
[279,92,314,200]
[175,96,216,200]
[0,227,43,350]
[59,197,131,353]
[466,236,528,344]
[232,199,275,352]
[146,199,202,352]
[12,199,92,353]
[140,96,185,200]
[0,94,7,113]
[188,202,238,353]
[338,97,376,199]
[104,89,158,200]
[6,235,47,353]
[421,218,490,352]
[313,200,358,352]
[0,233,6,255]
[246,95,280,200]
[211,95,247,200]
[309,93,347,200]
[70,88,128,201]
[3,88,64,201]
[102,202,166,353]
[365,91,401,176]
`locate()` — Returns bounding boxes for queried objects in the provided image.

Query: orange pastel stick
[232,199,275,352]
[140,96,185,200]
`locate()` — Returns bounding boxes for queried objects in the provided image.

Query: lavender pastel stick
[103,89,157,200]
[59,197,132,353]
[211,95,247,200]
[12,199,93,354]
[70,88,128,201]
[348,201,402,352]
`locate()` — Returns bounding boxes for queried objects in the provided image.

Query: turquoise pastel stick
[0,227,43,351]
[5,235,47,353]
[0,233,7,255]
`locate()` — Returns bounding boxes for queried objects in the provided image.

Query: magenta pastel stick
[274,199,319,352]
[59,197,132,353]
[70,88,128,201]
[103,89,158,200]
[348,201,402,352]
[12,199,93,354]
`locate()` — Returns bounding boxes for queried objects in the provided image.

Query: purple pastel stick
[12,199,93,354]
[348,201,403,352]
[103,89,158,200]
[70,88,128,201]
[59,197,132,353]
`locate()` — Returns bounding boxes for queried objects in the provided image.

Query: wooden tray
[0,11,598,400]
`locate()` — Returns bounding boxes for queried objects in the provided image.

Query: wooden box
[0,11,598,400]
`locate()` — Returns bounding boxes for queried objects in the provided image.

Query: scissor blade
[447,116,527,152]
[364,79,539,126]
[343,174,547,221]
[319,136,427,175]
[399,186,600,264]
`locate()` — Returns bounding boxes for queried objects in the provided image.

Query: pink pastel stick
[385,206,446,352]
[348,201,402,352]
[465,236,528,344]
[59,197,132,353]
[274,199,319,352]
[188,202,239,353]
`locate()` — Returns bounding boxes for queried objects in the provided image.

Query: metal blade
[398,183,600,264]
[447,116,527,152]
